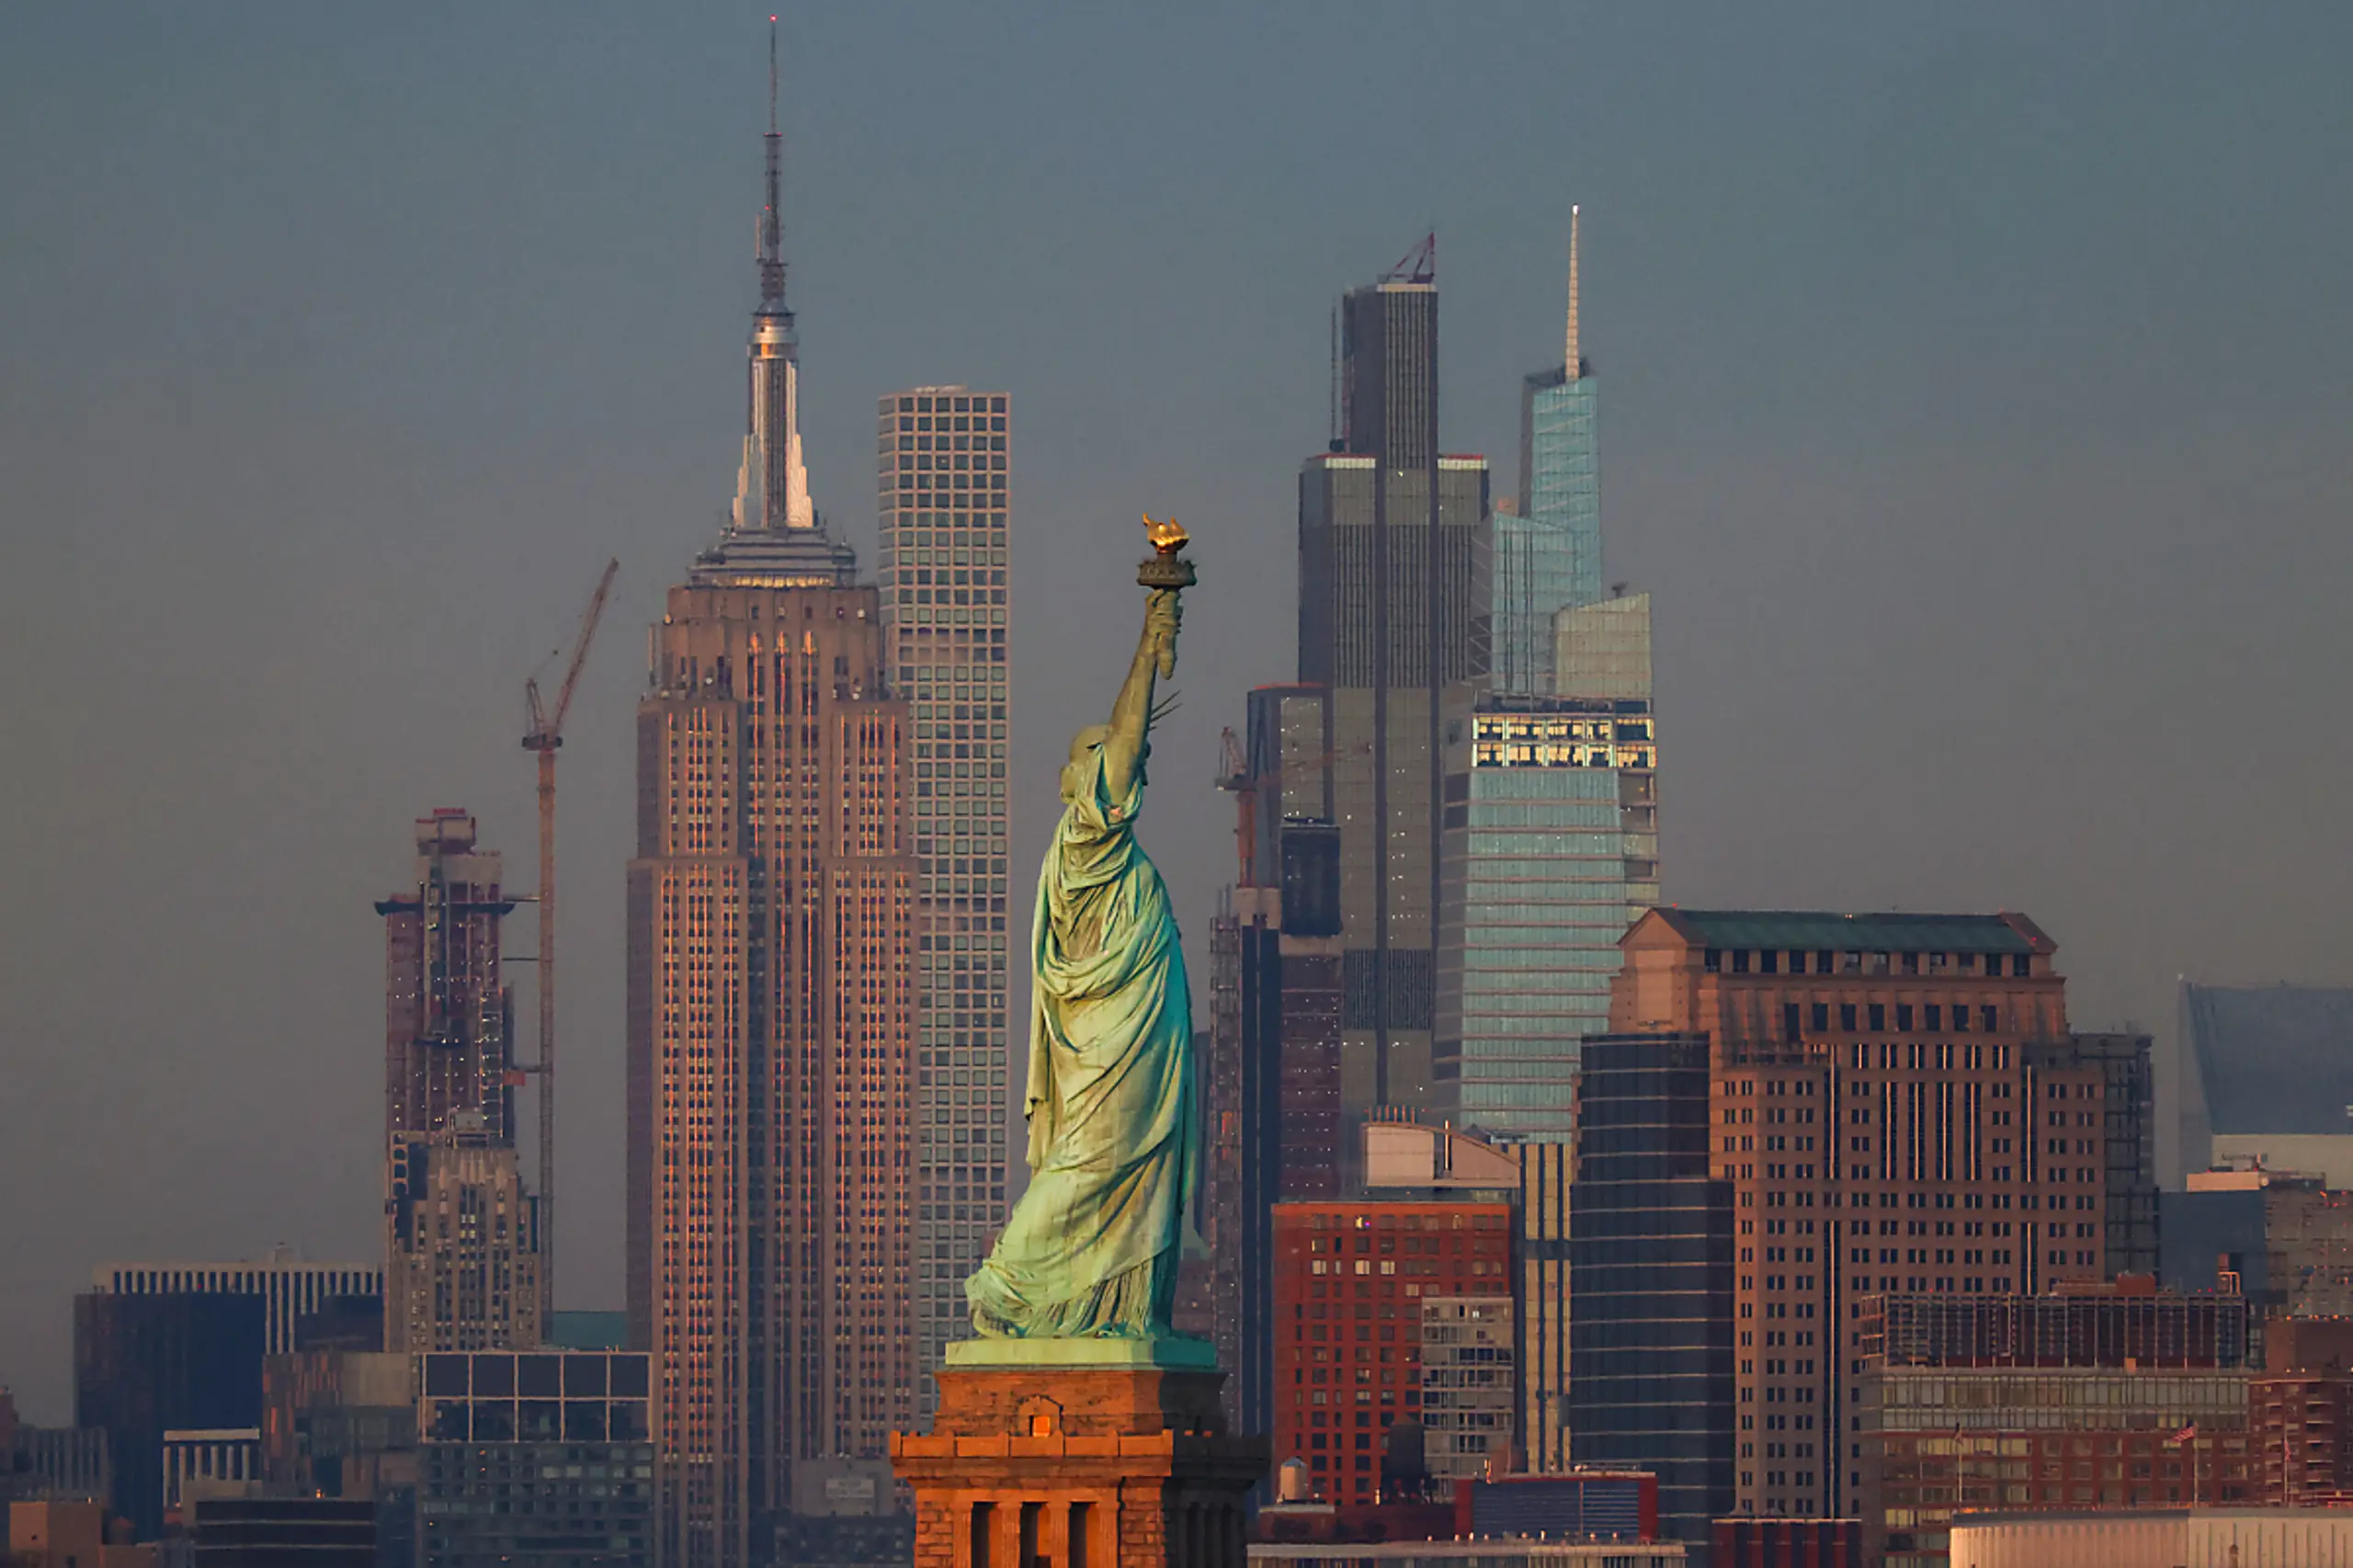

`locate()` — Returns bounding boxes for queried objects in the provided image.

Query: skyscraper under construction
[375,809,542,1355]
[626,37,915,1567]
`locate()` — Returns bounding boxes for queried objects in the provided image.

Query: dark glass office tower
[74,1291,267,1540]
[1296,248,1490,1156]
[1569,1033,1733,1558]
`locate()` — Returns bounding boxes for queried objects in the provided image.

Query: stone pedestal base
[891,1351,1265,1568]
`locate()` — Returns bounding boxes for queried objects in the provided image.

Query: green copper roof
[1649,909,2050,954]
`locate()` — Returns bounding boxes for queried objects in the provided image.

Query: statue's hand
[1146,589,1182,678]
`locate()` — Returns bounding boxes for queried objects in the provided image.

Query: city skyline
[7,3,2353,1426]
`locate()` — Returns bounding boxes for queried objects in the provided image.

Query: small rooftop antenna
[1381,231,1437,286]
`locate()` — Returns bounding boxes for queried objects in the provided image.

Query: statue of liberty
[964,520,1198,1342]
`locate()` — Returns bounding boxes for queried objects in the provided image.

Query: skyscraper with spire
[1495,207,1602,694]
[1434,209,1661,1141]
[627,29,915,1566]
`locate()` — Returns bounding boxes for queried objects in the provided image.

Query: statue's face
[1061,726,1109,801]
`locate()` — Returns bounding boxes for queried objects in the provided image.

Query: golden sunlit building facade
[627,570,916,1567]
[1608,908,2124,1525]
[626,65,916,1556]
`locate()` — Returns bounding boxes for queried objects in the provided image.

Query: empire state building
[626,32,915,1566]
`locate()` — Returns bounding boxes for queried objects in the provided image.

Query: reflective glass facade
[1567,1033,1733,1556]
[1437,701,1657,1142]
[1496,371,1600,696]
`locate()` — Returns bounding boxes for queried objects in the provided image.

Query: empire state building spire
[731,15,814,537]
[757,16,788,318]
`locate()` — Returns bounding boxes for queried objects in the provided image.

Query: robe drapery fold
[965,745,1194,1338]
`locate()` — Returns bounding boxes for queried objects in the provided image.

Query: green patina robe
[966,746,1193,1338]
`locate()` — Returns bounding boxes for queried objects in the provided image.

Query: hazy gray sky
[5,4,2350,1417]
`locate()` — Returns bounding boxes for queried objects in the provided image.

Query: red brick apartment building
[1270,1201,1512,1506]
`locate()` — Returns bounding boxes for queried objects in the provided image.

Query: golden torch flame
[1142,513,1188,557]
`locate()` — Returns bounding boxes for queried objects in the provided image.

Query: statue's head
[1062,725,1147,802]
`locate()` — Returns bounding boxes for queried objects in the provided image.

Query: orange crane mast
[521,556,618,1336]
[1215,724,1348,889]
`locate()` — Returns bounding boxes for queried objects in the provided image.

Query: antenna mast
[1564,205,1582,380]
[1327,302,1340,451]
[758,16,787,311]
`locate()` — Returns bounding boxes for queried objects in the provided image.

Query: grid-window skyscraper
[874,384,1011,1413]
[1296,241,1491,1163]
[626,48,915,1566]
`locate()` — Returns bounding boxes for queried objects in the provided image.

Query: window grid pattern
[628,582,916,1568]
[875,387,1012,1416]
[1495,373,1600,696]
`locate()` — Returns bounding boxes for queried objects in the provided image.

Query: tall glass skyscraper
[1435,210,1659,1145]
[1436,616,1658,1141]
[1494,208,1600,696]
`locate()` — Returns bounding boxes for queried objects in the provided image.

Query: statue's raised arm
[1099,587,1181,801]
[961,518,1201,1347]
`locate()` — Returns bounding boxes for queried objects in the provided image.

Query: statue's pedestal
[891,1339,1266,1568]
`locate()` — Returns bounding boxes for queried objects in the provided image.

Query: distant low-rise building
[1857,1282,2254,1568]
[1249,1542,1686,1566]
[1710,1516,1863,1567]
[2162,1165,2353,1357]
[159,1429,259,1524]
[1949,1506,2353,1568]
[1466,1471,1659,1540]
[188,1496,373,1568]
[75,1290,265,1542]
[258,1350,417,1568]
[2250,1316,2353,1505]
[415,1349,652,1567]
[2,1390,110,1511]
[6,1500,156,1568]
[2172,983,2353,1187]
[88,1252,381,1358]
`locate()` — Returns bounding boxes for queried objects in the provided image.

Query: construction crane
[1215,727,1255,885]
[1215,724,1350,888]
[520,556,619,1336]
